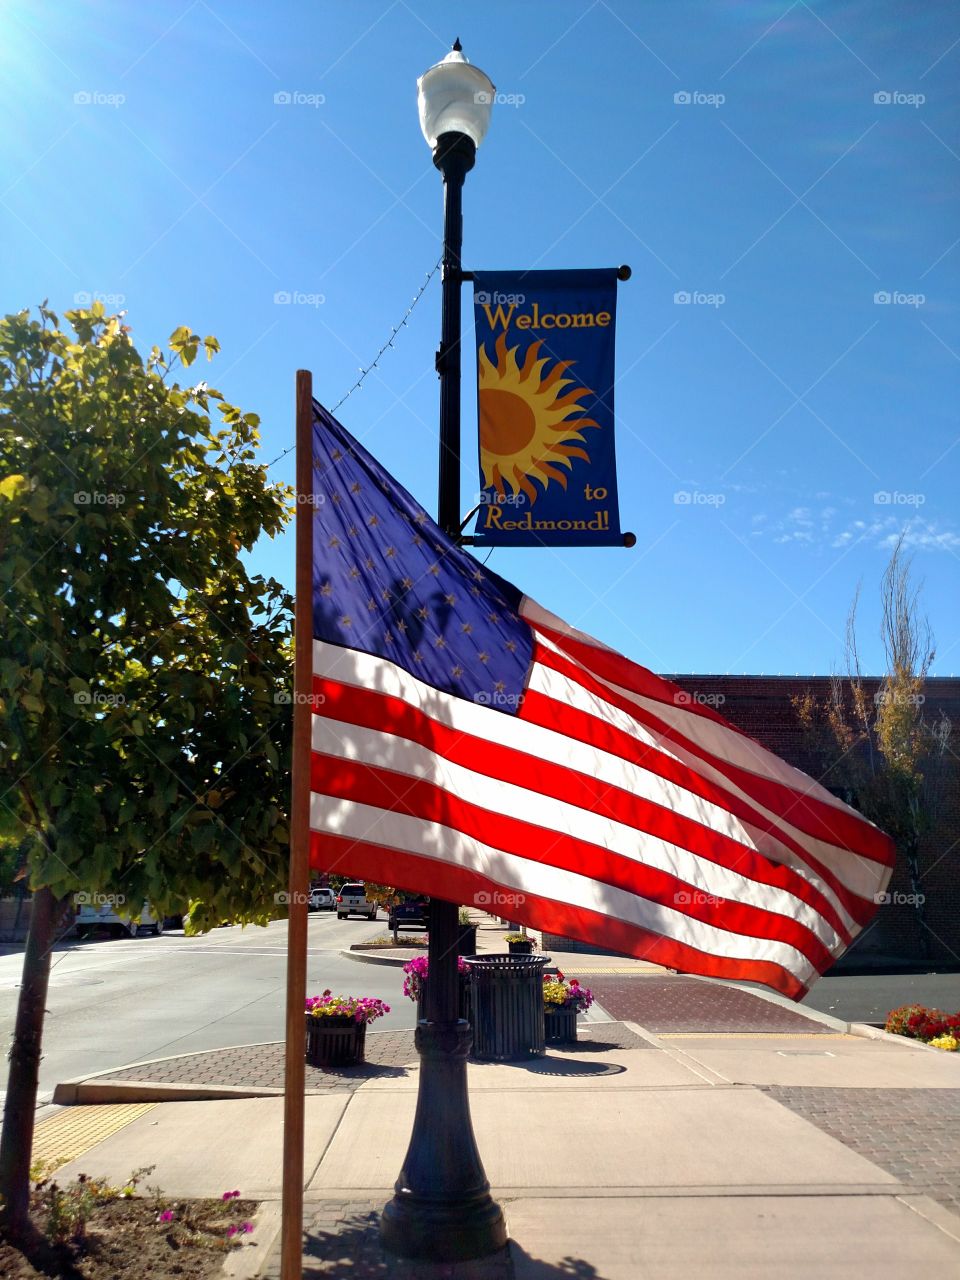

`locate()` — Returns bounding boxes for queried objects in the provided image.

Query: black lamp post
[379,42,507,1263]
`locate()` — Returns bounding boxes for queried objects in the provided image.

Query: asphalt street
[800,969,960,1024]
[0,913,414,1102]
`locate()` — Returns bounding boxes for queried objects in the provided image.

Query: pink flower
[227,1225,238,1237]
[159,1210,174,1223]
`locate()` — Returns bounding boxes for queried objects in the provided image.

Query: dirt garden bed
[0,1174,259,1279]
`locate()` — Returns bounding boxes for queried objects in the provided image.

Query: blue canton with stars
[311,402,533,713]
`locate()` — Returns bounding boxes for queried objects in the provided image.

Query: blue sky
[3,1,958,675]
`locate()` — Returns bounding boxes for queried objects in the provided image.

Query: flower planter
[456,924,477,956]
[507,938,534,955]
[305,1015,367,1067]
[544,1006,578,1044]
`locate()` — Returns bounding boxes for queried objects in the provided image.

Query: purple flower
[241,1221,255,1234]
[222,1189,240,1201]
[159,1210,174,1223]
[227,1224,238,1237]
[402,956,468,1001]
[305,992,390,1023]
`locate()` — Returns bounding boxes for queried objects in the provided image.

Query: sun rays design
[478,333,599,507]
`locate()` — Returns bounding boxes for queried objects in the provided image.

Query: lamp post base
[381,1187,507,1264]
[379,1018,507,1262]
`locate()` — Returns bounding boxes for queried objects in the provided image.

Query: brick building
[668,675,960,971]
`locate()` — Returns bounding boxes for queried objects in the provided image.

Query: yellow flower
[929,1034,958,1051]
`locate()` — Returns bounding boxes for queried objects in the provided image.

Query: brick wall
[669,675,960,970]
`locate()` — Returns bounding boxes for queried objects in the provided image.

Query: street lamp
[418,38,493,536]
[417,38,495,152]
[379,42,507,1264]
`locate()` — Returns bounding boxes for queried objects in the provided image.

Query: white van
[75,898,163,939]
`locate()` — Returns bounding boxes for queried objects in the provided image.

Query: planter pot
[507,939,534,955]
[544,1006,578,1044]
[456,925,477,956]
[305,1015,367,1067]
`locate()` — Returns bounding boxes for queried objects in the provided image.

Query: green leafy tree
[0,305,293,1238]
[0,809,30,897]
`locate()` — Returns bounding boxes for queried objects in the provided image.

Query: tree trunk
[904,835,931,966]
[0,886,62,1239]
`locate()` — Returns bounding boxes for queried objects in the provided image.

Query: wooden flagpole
[280,368,314,1280]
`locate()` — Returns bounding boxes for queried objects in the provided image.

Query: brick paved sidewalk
[766,1086,960,1219]
[63,1020,649,1097]
[100,1031,419,1094]
[585,974,834,1033]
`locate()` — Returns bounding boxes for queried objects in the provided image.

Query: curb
[51,1039,286,1105]
[220,1200,284,1280]
[341,947,411,968]
[848,1021,960,1054]
[53,1079,288,1104]
[342,946,564,974]
[688,975,960,1056]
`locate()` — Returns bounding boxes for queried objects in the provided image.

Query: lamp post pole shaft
[380,132,506,1262]
[437,155,464,540]
[429,136,470,1025]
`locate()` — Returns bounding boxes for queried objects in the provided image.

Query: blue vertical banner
[471,269,622,546]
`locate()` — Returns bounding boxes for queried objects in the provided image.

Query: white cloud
[754,505,960,555]
[881,523,960,552]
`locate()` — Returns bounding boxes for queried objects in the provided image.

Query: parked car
[336,883,377,920]
[76,899,163,939]
[310,887,336,912]
[388,895,430,931]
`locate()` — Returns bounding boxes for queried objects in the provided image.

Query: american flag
[308,402,894,999]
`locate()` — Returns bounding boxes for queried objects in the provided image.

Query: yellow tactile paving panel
[32,1103,156,1172]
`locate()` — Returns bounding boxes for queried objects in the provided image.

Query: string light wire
[261,259,441,472]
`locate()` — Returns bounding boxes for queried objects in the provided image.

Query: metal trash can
[465,953,548,1061]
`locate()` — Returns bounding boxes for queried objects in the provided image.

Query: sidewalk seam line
[304,1092,355,1189]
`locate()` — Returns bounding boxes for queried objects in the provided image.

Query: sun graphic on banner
[478,333,600,507]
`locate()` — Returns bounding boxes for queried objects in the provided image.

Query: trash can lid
[463,952,550,970]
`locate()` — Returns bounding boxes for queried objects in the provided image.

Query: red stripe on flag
[309,830,809,999]
[519,684,877,929]
[532,621,751,732]
[533,637,894,868]
[313,674,855,943]
[310,750,839,973]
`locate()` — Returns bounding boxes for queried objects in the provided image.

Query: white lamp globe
[417,40,495,151]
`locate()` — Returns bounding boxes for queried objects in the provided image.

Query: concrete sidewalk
[42,1000,960,1278]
